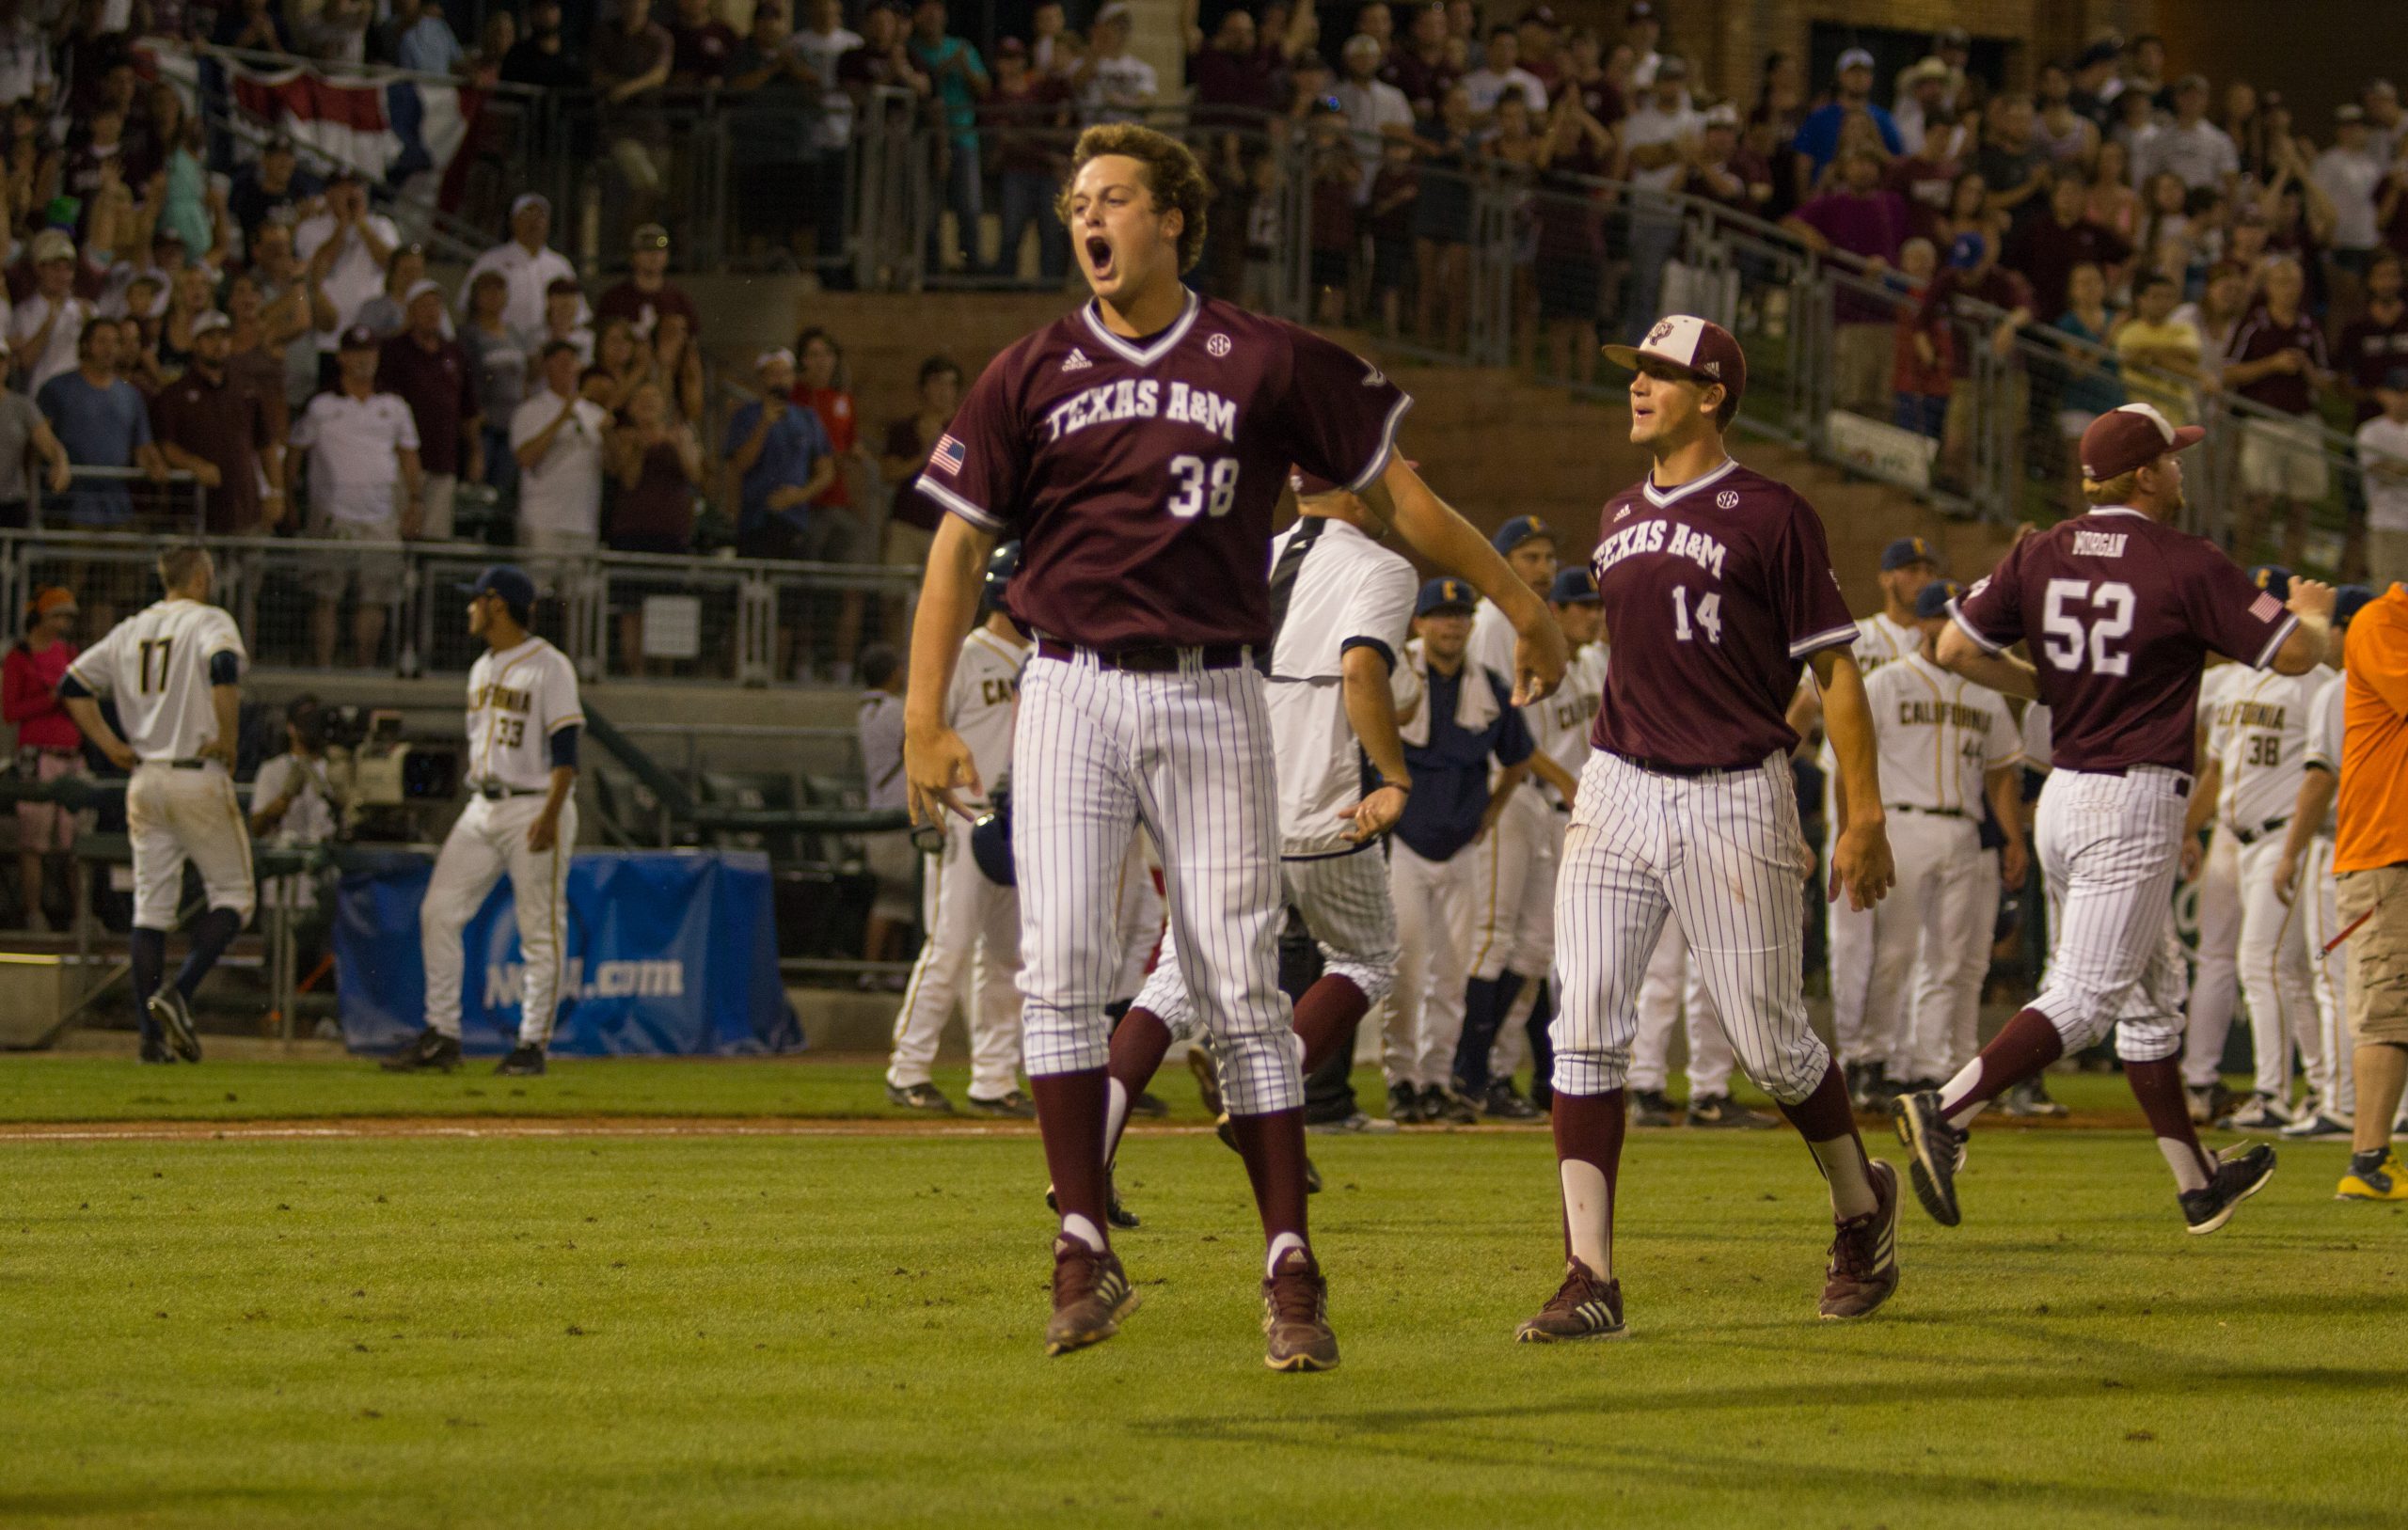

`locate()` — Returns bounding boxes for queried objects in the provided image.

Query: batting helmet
[970,779,1014,886]
[980,541,1022,616]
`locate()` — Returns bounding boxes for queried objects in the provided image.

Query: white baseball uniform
[1135,513,1417,1047]
[1462,599,1558,988]
[420,636,582,1047]
[1627,921,1736,1097]
[66,598,254,929]
[1824,610,1919,1072]
[888,625,1029,1100]
[2299,671,2353,1117]
[1860,651,2018,1085]
[2180,664,2245,1089]
[1490,640,1607,1082]
[2215,661,2333,1102]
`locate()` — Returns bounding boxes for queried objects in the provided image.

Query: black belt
[474,783,547,800]
[1035,638,1250,673]
[1887,803,1969,820]
[1615,751,1751,780]
[2233,816,2290,847]
[166,758,210,770]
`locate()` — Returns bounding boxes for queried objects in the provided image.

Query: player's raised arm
[1808,646,1895,910]
[1358,459,1569,703]
[904,513,999,824]
[1932,620,2041,700]
[2268,577,2337,675]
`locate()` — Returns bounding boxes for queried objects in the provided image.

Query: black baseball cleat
[147,987,201,1063]
[1479,1079,1541,1121]
[495,1044,547,1077]
[885,1081,955,1112]
[1687,1094,1779,1129]
[1893,1090,1965,1227]
[1261,1247,1339,1371]
[966,1089,1037,1119]
[1421,1082,1478,1125]
[1847,1060,1891,1112]
[1515,1257,1626,1342]
[1128,1090,1170,1120]
[137,1039,178,1065]
[1046,1179,1141,1230]
[1627,1088,1676,1128]
[382,1029,462,1073]
[1819,1160,1901,1319]
[1044,1236,1138,1356]
[2180,1144,2276,1235]
[1387,1081,1424,1126]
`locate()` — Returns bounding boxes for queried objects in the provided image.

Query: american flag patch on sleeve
[2249,591,2284,623]
[930,434,966,475]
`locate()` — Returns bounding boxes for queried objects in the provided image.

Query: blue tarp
[334,849,800,1056]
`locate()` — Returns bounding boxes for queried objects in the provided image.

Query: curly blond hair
[1054,123,1212,275]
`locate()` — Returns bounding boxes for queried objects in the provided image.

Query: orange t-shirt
[2337,583,2408,874]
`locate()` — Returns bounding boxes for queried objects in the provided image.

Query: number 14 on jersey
[1671,585,1723,644]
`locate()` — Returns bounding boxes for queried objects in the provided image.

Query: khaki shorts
[2338,864,2408,1047]
[309,511,406,606]
[2239,415,2330,501]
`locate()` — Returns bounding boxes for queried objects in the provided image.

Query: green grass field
[4,1056,2402,1529]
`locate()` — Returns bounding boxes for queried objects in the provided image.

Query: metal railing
[0,529,918,686]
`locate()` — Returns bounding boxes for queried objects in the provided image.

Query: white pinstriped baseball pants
[2028,767,2191,1061]
[1133,844,1399,1044]
[2299,835,2355,1116]
[1552,749,1829,1105]
[1866,812,1993,1085]
[1010,652,1302,1116]
[2234,833,2321,1099]
[1386,838,1479,1087]
[886,812,1023,1099]
[2180,827,2243,1088]
[1465,788,1557,981]
[1627,920,1736,1096]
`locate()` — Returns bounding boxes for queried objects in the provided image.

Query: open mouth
[1085,236,1116,280]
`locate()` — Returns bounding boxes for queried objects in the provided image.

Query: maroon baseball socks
[1102,1006,1175,1164]
[1227,1108,1314,1272]
[1782,1063,1880,1219]
[1551,1090,1624,1278]
[1291,973,1370,1076]
[1031,1069,1115,1253]
[2126,1058,2213,1192]
[1936,1006,2067,1129]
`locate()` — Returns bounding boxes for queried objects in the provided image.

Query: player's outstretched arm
[1808,648,1894,911]
[1335,645,1411,842]
[1359,459,1569,703]
[2272,766,2337,906]
[904,514,999,825]
[1933,622,2040,701]
[61,694,135,772]
[2269,578,2337,675]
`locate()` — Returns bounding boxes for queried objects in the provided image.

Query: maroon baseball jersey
[1950,507,2298,772]
[1588,459,1859,769]
[917,292,1411,650]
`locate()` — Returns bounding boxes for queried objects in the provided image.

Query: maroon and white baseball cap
[2078,402,2205,481]
[1602,315,1747,413]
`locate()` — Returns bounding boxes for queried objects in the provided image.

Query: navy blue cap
[1549,567,1599,605]
[1913,579,1962,620]
[460,564,537,616]
[2249,563,2292,600]
[2335,583,2377,628]
[1882,536,1940,572]
[1493,515,1555,555]
[1417,576,1478,617]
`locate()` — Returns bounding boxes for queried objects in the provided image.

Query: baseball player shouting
[901,123,1567,1370]
[1452,517,1568,1118]
[59,545,251,1065]
[1859,579,2026,1096]
[1901,402,2337,1236]
[1103,465,1419,1167]
[2273,584,2381,1143]
[2185,565,2334,1131]
[1794,536,1938,1111]
[1518,315,1904,1342]
[1386,577,1542,1124]
[386,566,583,1078]
[886,544,1030,1115]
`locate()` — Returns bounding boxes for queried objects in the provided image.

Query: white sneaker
[2279,1111,2353,1142]
[2218,1093,2293,1133]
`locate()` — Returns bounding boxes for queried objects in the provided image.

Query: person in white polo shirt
[292,323,421,669]
[461,194,588,350]
[293,169,399,393]
[511,339,611,559]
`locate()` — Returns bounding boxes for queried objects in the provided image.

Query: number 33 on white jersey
[466,637,582,792]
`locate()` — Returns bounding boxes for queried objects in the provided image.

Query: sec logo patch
[1717,490,1739,509]
[1207,334,1231,357]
